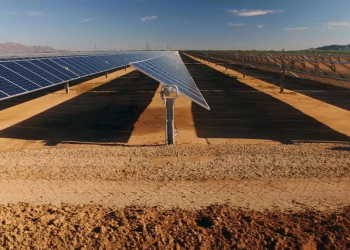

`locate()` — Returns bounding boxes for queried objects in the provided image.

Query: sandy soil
[0,55,350,249]
[1,204,350,249]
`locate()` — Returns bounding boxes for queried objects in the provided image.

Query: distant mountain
[308,44,350,51]
[0,42,69,54]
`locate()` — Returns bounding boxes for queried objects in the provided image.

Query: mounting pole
[65,82,69,94]
[280,69,286,93]
[243,62,247,78]
[161,84,179,145]
[105,71,108,78]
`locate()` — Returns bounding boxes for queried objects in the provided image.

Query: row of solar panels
[189,51,350,89]
[0,51,166,61]
[0,52,169,100]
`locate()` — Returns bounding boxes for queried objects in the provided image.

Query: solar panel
[52,58,88,76]
[0,61,54,88]
[0,91,8,98]
[0,63,43,90]
[0,51,197,104]
[130,52,210,110]
[40,59,79,79]
[31,59,76,81]
[15,61,63,84]
[0,76,26,96]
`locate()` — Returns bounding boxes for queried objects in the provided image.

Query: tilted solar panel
[0,91,8,98]
[52,58,88,76]
[0,63,42,91]
[0,76,26,96]
[130,52,210,110]
[0,51,185,101]
[0,61,53,88]
[40,59,79,79]
[16,61,63,84]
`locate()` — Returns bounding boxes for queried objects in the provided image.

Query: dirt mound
[1,204,349,249]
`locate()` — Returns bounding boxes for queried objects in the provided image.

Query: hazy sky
[0,0,349,51]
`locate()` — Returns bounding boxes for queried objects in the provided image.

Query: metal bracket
[160,84,179,145]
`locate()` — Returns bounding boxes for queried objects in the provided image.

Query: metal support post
[161,84,179,145]
[105,71,108,78]
[65,82,69,94]
[280,69,286,93]
[243,62,246,78]
[125,66,127,71]
[165,98,175,145]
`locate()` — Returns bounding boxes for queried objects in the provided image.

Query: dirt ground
[1,204,350,249]
[0,54,350,249]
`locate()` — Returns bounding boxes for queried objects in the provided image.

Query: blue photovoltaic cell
[0,91,8,99]
[0,64,42,91]
[94,56,116,69]
[81,56,108,72]
[130,52,210,110]
[83,57,109,71]
[51,58,87,76]
[39,59,78,80]
[62,57,95,75]
[69,57,100,74]
[79,56,106,72]
[0,61,53,87]
[15,61,63,84]
[98,55,121,68]
[0,76,26,96]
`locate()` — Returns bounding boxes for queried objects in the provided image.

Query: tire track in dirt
[0,179,349,211]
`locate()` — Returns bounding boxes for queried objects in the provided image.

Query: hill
[308,44,350,51]
[0,42,68,54]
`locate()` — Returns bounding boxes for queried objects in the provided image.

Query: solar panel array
[188,51,350,89]
[130,51,210,110]
[0,51,170,100]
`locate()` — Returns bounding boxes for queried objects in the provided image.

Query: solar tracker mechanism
[130,51,210,145]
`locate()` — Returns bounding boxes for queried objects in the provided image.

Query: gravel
[0,143,349,181]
